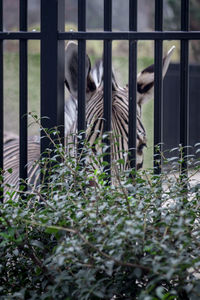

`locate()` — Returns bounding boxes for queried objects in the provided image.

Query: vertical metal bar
[41,0,65,154]
[129,0,137,170]
[19,0,28,187]
[57,0,65,146]
[103,0,112,175]
[0,0,3,200]
[180,0,189,175]
[154,0,163,174]
[78,0,86,135]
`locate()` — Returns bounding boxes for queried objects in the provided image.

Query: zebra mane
[91,60,103,87]
[91,60,119,90]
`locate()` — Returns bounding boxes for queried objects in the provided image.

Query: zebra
[3,42,175,188]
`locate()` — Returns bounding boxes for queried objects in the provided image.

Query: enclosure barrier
[163,63,200,152]
[0,0,200,198]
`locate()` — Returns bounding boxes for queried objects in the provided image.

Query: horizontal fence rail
[1,31,200,40]
[0,0,199,198]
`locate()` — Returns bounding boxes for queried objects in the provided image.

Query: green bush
[0,132,200,300]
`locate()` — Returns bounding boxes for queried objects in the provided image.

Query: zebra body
[65,42,175,169]
[3,43,175,187]
[85,85,147,169]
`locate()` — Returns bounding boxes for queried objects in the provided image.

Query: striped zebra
[3,42,175,188]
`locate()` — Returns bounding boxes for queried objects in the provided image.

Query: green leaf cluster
[0,133,200,300]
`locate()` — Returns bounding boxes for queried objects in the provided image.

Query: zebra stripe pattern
[3,43,175,189]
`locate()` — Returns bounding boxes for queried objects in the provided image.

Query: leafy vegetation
[1,128,200,299]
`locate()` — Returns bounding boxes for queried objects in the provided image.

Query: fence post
[154,0,163,174]
[0,0,3,200]
[19,0,28,188]
[41,0,65,154]
[78,0,86,134]
[129,0,137,171]
[103,0,112,178]
[180,0,189,176]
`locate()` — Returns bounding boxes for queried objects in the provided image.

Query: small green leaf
[7,168,13,174]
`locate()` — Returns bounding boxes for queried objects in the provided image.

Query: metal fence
[163,63,200,153]
[0,0,200,191]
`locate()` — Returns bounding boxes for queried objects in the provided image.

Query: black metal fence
[163,63,200,152]
[0,0,200,190]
